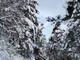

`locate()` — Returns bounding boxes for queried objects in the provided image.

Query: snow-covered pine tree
[0,0,45,60]
[47,17,65,60]
[63,0,80,60]
[47,0,80,60]
[34,23,47,60]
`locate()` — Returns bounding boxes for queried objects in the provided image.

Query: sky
[37,0,66,41]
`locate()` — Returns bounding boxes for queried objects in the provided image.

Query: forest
[0,0,80,60]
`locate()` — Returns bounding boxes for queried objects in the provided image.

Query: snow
[1,0,80,60]
[60,19,79,39]
[29,54,35,60]
[16,25,24,38]
[0,51,9,60]
[55,29,61,33]
[0,38,37,60]
[0,39,24,60]
[11,55,25,60]
[26,31,31,37]
[25,38,34,52]
[0,0,43,60]
[21,18,35,29]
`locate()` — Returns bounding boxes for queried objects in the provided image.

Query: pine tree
[0,0,44,60]
[63,0,80,60]
[47,0,80,60]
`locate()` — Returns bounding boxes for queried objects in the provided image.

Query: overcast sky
[37,0,66,41]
